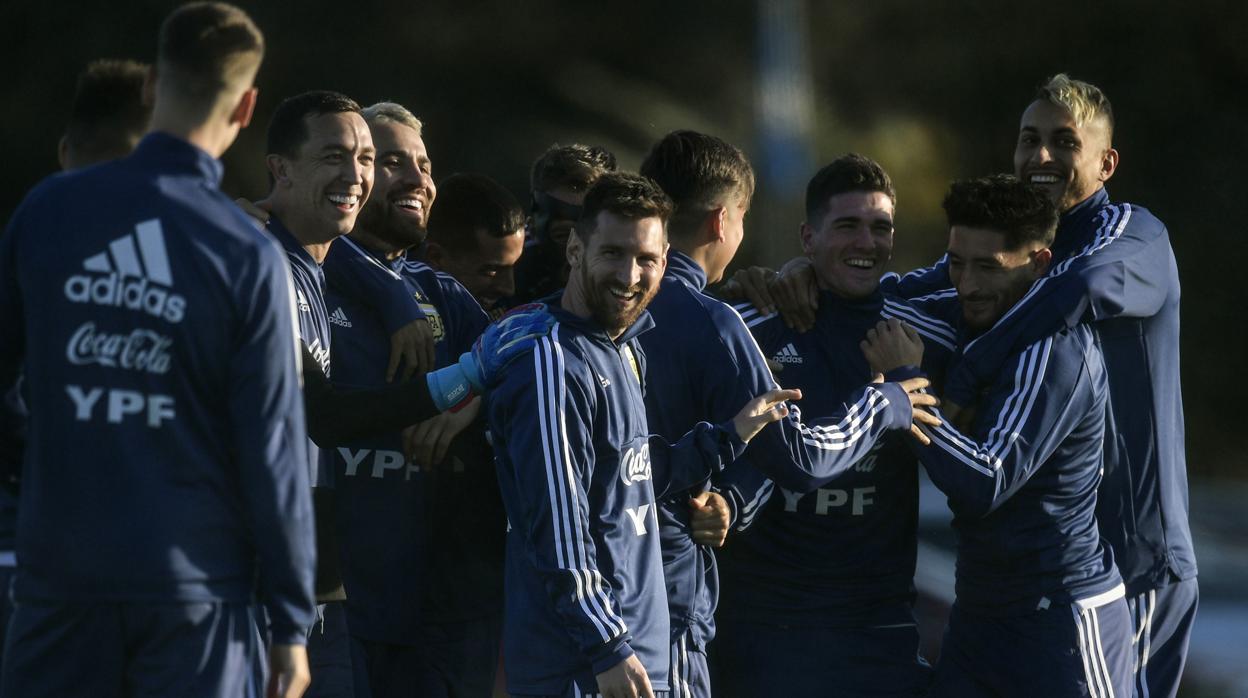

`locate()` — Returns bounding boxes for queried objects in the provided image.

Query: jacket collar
[129,132,224,186]
[665,250,708,292]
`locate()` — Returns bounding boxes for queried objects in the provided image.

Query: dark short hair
[157,2,264,107]
[530,143,617,195]
[805,153,896,225]
[266,90,362,158]
[427,173,525,255]
[575,172,673,240]
[64,59,151,165]
[942,174,1059,249]
[639,130,754,239]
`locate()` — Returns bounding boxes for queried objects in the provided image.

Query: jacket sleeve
[946,203,1172,404]
[915,332,1097,518]
[729,306,914,494]
[322,236,424,335]
[491,335,635,675]
[300,352,438,445]
[879,254,952,299]
[229,245,316,645]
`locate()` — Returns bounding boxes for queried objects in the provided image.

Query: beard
[579,264,658,337]
[355,197,427,250]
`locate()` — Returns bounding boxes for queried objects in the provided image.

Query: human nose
[495,269,516,298]
[615,259,641,288]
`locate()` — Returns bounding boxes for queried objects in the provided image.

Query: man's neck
[348,225,407,262]
[671,241,715,281]
[259,198,337,265]
[148,109,232,160]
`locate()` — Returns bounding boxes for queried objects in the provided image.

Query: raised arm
[915,330,1102,518]
[946,203,1173,404]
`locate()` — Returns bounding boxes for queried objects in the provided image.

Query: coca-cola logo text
[66,322,173,374]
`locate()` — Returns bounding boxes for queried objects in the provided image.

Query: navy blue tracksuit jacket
[0,133,315,644]
[718,289,954,628]
[885,188,1195,596]
[487,303,747,694]
[641,253,936,648]
[323,244,503,643]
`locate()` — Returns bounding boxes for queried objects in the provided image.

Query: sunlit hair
[530,143,617,195]
[805,153,895,225]
[362,101,423,137]
[1035,73,1114,141]
[157,2,264,109]
[942,174,1058,250]
[574,172,673,241]
[266,90,361,159]
[640,130,754,240]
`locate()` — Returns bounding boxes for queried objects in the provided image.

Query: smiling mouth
[327,193,360,211]
[844,258,876,270]
[608,287,639,303]
[1027,173,1062,185]
[394,197,425,215]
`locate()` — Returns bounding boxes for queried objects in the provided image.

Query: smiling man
[319,102,506,698]
[714,154,954,698]
[903,174,1132,698]
[487,172,797,698]
[926,75,1197,698]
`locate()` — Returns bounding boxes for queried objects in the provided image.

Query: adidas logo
[63,219,187,323]
[329,307,353,328]
[295,289,311,312]
[771,343,803,365]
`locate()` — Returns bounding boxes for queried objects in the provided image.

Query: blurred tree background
[3,0,1244,478]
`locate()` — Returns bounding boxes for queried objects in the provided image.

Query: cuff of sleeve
[873,382,913,430]
[589,636,635,676]
[426,365,476,412]
[269,622,308,646]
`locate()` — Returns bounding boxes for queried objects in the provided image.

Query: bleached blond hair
[1035,73,1114,140]
[362,101,423,136]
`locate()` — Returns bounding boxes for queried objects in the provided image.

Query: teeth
[845,259,874,269]
[328,194,359,206]
[609,288,636,299]
[1030,174,1060,184]
[396,198,423,210]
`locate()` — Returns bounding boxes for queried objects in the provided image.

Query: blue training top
[0,132,315,644]
[883,187,1196,596]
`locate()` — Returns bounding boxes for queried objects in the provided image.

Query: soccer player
[422,172,526,318]
[711,154,953,697]
[886,75,1196,698]
[507,143,617,306]
[895,174,1131,697]
[58,58,153,171]
[322,102,504,697]
[636,134,942,698]
[254,90,536,697]
[487,172,797,698]
[0,4,314,696]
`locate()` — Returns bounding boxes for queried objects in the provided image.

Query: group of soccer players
[0,3,1197,698]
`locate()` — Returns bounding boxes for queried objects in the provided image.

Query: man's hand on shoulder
[596,654,654,698]
[860,318,924,374]
[717,258,819,332]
